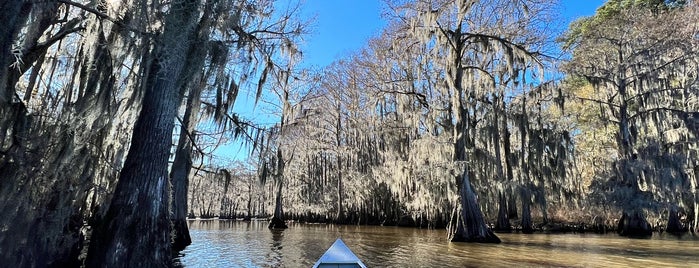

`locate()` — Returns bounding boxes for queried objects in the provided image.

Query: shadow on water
[267,229,284,266]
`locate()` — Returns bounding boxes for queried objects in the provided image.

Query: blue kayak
[312,238,367,268]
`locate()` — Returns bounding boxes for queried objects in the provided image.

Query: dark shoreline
[186,217,697,237]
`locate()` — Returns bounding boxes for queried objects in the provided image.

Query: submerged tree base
[617,211,652,238]
[665,207,688,235]
[268,217,288,229]
[451,228,501,243]
[172,219,192,252]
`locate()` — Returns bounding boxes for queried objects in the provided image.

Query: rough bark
[170,85,201,252]
[521,188,533,234]
[336,158,346,224]
[336,104,345,223]
[0,1,30,146]
[0,0,27,105]
[507,192,518,220]
[168,0,217,240]
[617,210,652,237]
[269,148,288,229]
[495,192,511,232]
[451,170,500,243]
[86,0,201,266]
[665,206,687,234]
[446,21,499,242]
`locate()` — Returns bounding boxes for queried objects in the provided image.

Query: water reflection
[175,220,699,267]
[268,229,284,267]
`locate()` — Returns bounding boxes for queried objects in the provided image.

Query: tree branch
[54,0,150,35]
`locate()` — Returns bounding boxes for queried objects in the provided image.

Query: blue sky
[220,0,608,163]
[298,0,606,68]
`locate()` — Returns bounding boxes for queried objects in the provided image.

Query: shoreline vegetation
[186,215,694,237]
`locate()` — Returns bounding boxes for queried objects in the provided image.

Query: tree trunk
[86,0,200,266]
[0,1,29,145]
[169,84,202,252]
[447,31,498,242]
[693,165,699,233]
[450,170,500,243]
[269,148,288,229]
[495,192,511,232]
[337,160,345,224]
[617,210,652,237]
[665,206,687,235]
[613,52,652,237]
[170,0,217,249]
[521,188,533,234]
[245,180,253,220]
[335,101,346,224]
[0,1,27,104]
[507,192,518,220]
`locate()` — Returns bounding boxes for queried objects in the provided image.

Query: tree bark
[86,0,201,266]
[451,170,500,243]
[617,210,652,237]
[169,83,202,251]
[0,0,27,104]
[665,206,687,235]
[495,192,511,232]
[446,25,498,242]
[269,148,288,229]
[0,1,30,146]
[521,188,533,234]
[336,103,345,223]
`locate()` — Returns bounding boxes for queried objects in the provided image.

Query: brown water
[174,220,699,267]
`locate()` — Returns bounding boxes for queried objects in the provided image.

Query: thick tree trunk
[0,1,27,104]
[450,170,500,243]
[0,2,29,145]
[245,181,253,220]
[170,0,215,249]
[447,32,498,242]
[617,210,652,237]
[521,188,533,234]
[170,85,201,251]
[507,192,518,220]
[86,0,200,266]
[614,55,652,238]
[269,148,288,229]
[495,192,511,232]
[665,206,687,235]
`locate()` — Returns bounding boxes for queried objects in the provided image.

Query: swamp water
[175,220,698,267]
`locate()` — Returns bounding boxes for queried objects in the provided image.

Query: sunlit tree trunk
[451,169,501,242]
[447,26,499,243]
[336,101,346,224]
[614,50,651,238]
[86,0,201,265]
[519,96,533,234]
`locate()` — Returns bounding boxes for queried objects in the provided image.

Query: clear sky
[220,0,608,163]
[298,0,607,68]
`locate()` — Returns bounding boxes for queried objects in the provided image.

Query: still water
[175,220,699,267]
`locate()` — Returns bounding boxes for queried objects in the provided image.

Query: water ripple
[175,220,699,267]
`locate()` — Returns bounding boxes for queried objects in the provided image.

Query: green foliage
[560,0,687,50]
